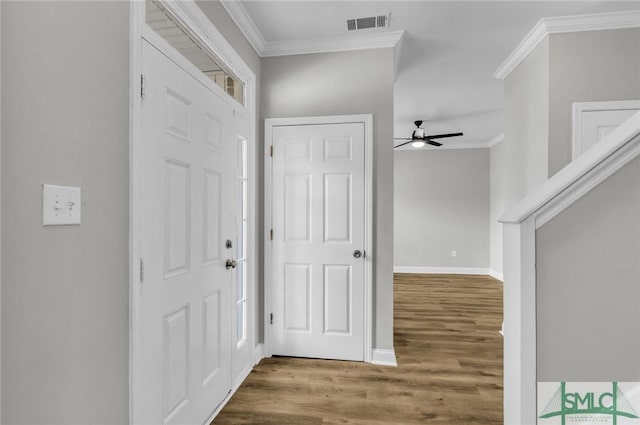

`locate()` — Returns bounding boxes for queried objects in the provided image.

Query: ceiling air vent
[347,14,390,31]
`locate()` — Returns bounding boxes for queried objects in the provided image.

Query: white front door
[270,122,366,361]
[136,40,235,425]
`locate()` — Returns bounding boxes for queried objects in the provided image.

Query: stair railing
[499,112,640,424]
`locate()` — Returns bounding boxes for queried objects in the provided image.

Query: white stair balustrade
[499,112,640,424]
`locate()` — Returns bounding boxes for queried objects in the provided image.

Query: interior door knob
[225,259,237,269]
[353,250,362,259]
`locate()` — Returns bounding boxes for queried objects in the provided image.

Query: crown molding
[261,30,405,57]
[494,10,640,80]
[220,0,266,55]
[220,1,403,57]
[493,18,548,80]
[436,143,490,150]
[486,133,504,148]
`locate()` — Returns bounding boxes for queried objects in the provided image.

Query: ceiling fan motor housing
[393,120,462,149]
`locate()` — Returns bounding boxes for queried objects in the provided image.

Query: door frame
[572,100,640,160]
[129,1,257,423]
[264,114,374,363]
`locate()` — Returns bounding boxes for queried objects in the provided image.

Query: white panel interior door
[573,101,640,159]
[271,123,365,361]
[137,40,234,425]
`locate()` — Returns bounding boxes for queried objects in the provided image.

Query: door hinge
[139,258,145,283]
[270,229,273,240]
[270,145,273,157]
[270,313,273,325]
[140,74,146,100]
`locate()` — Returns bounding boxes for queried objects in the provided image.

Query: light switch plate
[43,184,81,225]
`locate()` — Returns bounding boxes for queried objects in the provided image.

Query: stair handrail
[501,111,640,225]
[499,111,640,425]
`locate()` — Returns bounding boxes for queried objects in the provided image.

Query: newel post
[503,217,537,424]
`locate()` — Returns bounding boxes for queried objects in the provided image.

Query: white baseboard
[371,348,397,367]
[393,266,491,275]
[253,343,265,366]
[489,269,504,281]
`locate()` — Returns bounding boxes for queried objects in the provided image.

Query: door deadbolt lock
[225,239,233,249]
[225,259,237,269]
[353,250,363,259]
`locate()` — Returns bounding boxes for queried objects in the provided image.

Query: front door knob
[225,259,237,269]
[353,250,362,259]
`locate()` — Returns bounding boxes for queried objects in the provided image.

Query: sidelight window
[235,137,248,346]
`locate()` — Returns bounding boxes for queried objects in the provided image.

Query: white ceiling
[237,1,639,148]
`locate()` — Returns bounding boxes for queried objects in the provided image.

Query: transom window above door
[145,0,245,106]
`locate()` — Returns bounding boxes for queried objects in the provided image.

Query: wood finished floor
[212,273,503,424]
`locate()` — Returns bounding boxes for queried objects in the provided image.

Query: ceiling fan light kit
[394,120,463,149]
[413,127,426,139]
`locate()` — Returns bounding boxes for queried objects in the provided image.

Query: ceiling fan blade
[427,140,443,147]
[393,140,413,148]
[426,132,463,140]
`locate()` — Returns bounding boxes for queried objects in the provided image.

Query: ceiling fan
[394,120,463,148]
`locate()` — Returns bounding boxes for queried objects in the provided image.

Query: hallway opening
[212,273,503,424]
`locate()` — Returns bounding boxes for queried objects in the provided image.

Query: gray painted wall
[0,1,262,423]
[489,39,549,276]
[489,140,506,275]
[261,49,395,349]
[536,156,640,381]
[1,2,130,424]
[504,37,550,207]
[548,28,640,176]
[492,28,640,280]
[197,1,261,75]
[394,149,489,269]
